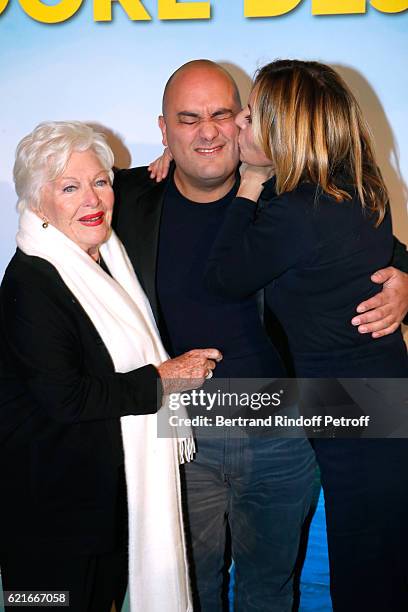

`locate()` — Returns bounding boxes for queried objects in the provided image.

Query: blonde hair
[14,121,114,213]
[251,60,388,225]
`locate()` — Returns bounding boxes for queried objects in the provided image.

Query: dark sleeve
[1,279,163,425]
[391,236,408,273]
[112,166,152,235]
[205,195,312,298]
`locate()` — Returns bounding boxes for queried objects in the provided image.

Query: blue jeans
[180,431,316,611]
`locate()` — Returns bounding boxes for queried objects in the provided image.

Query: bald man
[112,60,408,611]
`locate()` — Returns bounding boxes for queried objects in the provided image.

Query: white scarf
[17,209,193,612]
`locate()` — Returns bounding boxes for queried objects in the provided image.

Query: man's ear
[158,115,168,147]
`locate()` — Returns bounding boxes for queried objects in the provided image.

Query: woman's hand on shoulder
[237,163,274,202]
[158,348,223,395]
[148,147,173,182]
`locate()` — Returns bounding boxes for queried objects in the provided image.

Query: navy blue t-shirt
[156,178,284,378]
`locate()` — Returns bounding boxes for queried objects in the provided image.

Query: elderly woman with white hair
[0,121,221,612]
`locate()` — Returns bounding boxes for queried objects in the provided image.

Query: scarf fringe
[178,437,196,464]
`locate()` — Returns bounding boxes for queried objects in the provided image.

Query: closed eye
[212,111,234,121]
[245,104,252,124]
[178,116,199,125]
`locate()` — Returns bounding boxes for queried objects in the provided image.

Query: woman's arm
[206,188,309,299]
[1,278,162,424]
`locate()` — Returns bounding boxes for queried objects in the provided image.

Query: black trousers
[313,438,408,612]
[1,544,128,612]
[1,468,128,612]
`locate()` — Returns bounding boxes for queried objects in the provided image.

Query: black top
[156,178,285,378]
[206,179,408,377]
[393,236,408,274]
[0,249,161,553]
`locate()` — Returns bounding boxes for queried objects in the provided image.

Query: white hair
[13,121,115,213]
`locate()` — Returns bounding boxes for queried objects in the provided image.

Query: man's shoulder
[112,166,168,236]
[113,166,158,195]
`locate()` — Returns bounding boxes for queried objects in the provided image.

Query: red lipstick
[78,211,105,226]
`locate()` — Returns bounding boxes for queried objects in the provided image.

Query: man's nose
[199,120,220,141]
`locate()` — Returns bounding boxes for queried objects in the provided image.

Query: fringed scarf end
[178,436,196,464]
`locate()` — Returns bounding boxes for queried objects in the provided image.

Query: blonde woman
[205,60,408,611]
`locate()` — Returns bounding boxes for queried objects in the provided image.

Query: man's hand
[352,267,408,338]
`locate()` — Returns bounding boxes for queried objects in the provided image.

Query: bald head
[162,60,241,117]
[158,59,241,202]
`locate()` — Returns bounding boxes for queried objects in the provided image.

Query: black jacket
[113,167,167,329]
[0,249,161,554]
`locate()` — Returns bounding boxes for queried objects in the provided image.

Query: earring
[42,217,49,229]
